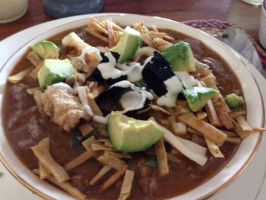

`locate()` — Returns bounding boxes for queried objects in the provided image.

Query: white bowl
[0,14,264,200]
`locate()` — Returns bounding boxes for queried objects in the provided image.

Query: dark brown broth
[2,26,241,200]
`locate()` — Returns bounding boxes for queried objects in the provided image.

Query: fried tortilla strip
[252,127,266,132]
[235,116,253,131]
[106,20,116,47]
[155,138,169,176]
[91,143,116,152]
[90,165,111,186]
[31,137,70,183]
[86,26,109,43]
[39,162,51,180]
[149,104,173,115]
[179,113,227,146]
[97,153,125,170]
[104,151,132,159]
[225,137,242,144]
[204,136,224,158]
[8,67,33,84]
[87,92,103,116]
[232,119,250,139]
[78,123,94,137]
[82,136,101,150]
[229,111,246,119]
[213,98,234,130]
[118,170,135,200]
[64,149,96,171]
[99,165,128,192]
[32,169,87,200]
[201,75,233,129]
[205,99,223,127]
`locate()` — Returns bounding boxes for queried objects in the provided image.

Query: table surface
[0,0,263,43]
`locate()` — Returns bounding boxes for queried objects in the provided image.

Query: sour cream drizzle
[97,52,144,82]
[157,76,183,107]
[110,80,153,114]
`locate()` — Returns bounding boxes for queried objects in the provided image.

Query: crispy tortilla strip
[204,136,224,158]
[232,119,250,139]
[82,136,101,150]
[225,137,242,144]
[213,98,234,129]
[99,165,128,192]
[133,22,144,34]
[143,34,158,49]
[97,153,125,170]
[87,93,103,116]
[197,112,208,120]
[106,20,116,47]
[86,26,109,43]
[64,149,95,171]
[205,99,223,127]
[39,162,51,180]
[32,169,86,200]
[235,116,253,131]
[90,165,111,186]
[229,111,246,119]
[179,113,227,145]
[78,123,94,137]
[91,143,116,152]
[201,76,233,129]
[118,170,135,200]
[104,151,132,159]
[149,104,173,115]
[26,51,42,67]
[31,137,70,183]
[252,127,266,132]
[155,138,169,176]
[8,67,33,83]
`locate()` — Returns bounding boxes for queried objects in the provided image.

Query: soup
[2,18,248,200]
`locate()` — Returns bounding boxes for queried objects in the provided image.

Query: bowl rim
[0,13,264,200]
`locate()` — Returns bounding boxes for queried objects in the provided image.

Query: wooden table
[0,0,262,42]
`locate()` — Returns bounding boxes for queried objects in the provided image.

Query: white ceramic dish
[0,14,265,200]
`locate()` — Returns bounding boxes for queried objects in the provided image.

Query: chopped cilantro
[0,172,3,178]
[143,155,157,168]
[143,158,157,168]
[71,127,98,147]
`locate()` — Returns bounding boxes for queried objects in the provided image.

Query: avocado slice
[225,93,244,109]
[38,59,76,89]
[108,111,164,153]
[161,41,195,72]
[183,87,217,112]
[30,40,59,59]
[111,26,142,64]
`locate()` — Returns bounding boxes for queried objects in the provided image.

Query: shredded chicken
[34,83,90,131]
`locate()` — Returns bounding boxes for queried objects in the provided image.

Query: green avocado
[183,87,217,112]
[225,93,244,109]
[38,59,76,89]
[111,26,142,64]
[108,111,164,153]
[161,41,195,72]
[30,40,59,59]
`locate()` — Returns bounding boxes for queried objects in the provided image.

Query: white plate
[0,13,265,200]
